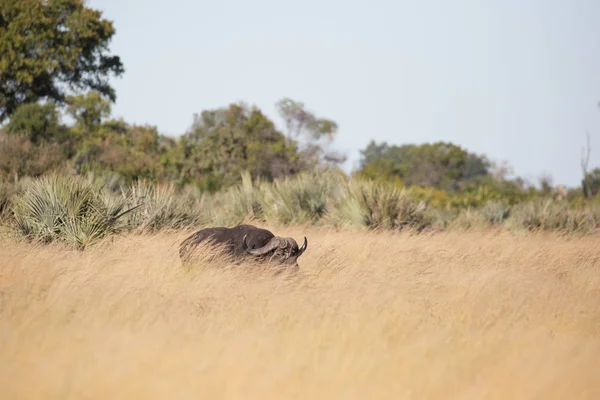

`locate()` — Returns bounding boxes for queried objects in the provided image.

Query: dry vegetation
[1,227,600,399]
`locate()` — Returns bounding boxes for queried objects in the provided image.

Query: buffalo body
[179,224,307,269]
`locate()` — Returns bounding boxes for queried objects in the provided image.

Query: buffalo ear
[297,236,307,256]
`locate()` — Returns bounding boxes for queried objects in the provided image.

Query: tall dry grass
[1,227,600,399]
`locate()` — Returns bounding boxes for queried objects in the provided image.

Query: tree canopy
[0,0,598,204]
[178,103,305,191]
[0,0,124,122]
[359,140,491,190]
[0,95,343,192]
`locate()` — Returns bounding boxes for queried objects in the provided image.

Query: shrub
[124,180,208,232]
[480,200,511,225]
[9,174,138,249]
[209,171,266,226]
[328,178,430,231]
[449,200,511,231]
[261,171,338,225]
[506,199,598,234]
[3,172,600,251]
[449,208,488,231]
[0,133,67,181]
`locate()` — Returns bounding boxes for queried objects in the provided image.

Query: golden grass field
[1,226,600,399]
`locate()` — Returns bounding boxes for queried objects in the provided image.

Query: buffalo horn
[243,235,281,256]
[298,237,307,256]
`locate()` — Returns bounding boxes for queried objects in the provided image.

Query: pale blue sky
[89,0,600,187]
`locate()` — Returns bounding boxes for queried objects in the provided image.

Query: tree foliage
[71,120,169,183]
[178,103,304,192]
[66,91,112,134]
[359,140,490,190]
[0,96,346,193]
[5,101,68,144]
[0,0,124,121]
[1,0,598,223]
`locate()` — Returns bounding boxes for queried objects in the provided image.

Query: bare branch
[581,131,593,198]
[581,130,591,175]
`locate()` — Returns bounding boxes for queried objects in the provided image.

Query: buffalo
[179,224,307,270]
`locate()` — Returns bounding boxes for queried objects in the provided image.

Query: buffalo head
[242,234,307,269]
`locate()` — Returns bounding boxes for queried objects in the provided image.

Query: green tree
[0,0,124,122]
[5,102,68,144]
[180,103,304,192]
[66,91,111,133]
[72,119,169,183]
[358,140,491,190]
[360,141,393,168]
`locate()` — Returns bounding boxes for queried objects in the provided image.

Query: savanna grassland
[1,227,599,399]
[3,1,600,398]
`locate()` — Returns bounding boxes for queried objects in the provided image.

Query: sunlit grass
[1,227,599,399]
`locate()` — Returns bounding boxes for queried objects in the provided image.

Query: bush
[481,200,511,225]
[261,171,338,225]
[9,174,137,249]
[0,133,67,181]
[2,173,599,251]
[209,171,266,226]
[506,199,598,234]
[124,180,209,233]
[328,178,430,231]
